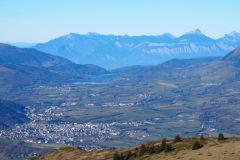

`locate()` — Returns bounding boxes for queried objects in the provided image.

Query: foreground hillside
[0,137,62,160]
[29,137,240,160]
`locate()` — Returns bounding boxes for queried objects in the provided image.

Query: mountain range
[33,29,240,68]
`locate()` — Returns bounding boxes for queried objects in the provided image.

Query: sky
[0,0,240,43]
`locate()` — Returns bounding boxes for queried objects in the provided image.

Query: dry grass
[30,137,240,160]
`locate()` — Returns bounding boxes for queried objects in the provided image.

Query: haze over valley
[1,42,240,159]
[1,0,240,160]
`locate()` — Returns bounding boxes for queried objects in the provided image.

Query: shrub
[148,145,156,154]
[139,144,147,156]
[154,145,162,153]
[192,141,203,150]
[28,158,39,160]
[164,144,173,152]
[113,152,120,160]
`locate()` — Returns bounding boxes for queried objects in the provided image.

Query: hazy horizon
[6,29,240,44]
[1,0,240,43]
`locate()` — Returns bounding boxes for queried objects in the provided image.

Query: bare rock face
[223,47,240,62]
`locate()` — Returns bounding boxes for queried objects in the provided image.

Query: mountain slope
[0,100,29,129]
[29,137,240,160]
[0,43,106,75]
[129,47,240,83]
[177,29,214,43]
[223,47,240,62]
[34,30,240,68]
[0,44,106,86]
[0,43,71,68]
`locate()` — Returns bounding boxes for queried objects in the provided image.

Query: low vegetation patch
[192,141,203,150]
[113,138,174,160]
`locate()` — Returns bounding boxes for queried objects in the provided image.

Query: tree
[120,153,124,160]
[139,144,147,155]
[125,151,133,160]
[159,138,167,152]
[200,134,205,141]
[218,133,225,141]
[174,134,182,142]
[192,141,203,150]
[161,138,167,147]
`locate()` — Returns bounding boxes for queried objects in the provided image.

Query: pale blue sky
[0,0,240,42]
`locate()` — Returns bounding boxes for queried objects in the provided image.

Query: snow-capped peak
[87,32,100,36]
[184,29,204,36]
[225,31,240,37]
[161,33,175,38]
[64,33,79,40]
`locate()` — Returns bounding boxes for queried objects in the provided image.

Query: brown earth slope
[29,137,240,160]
